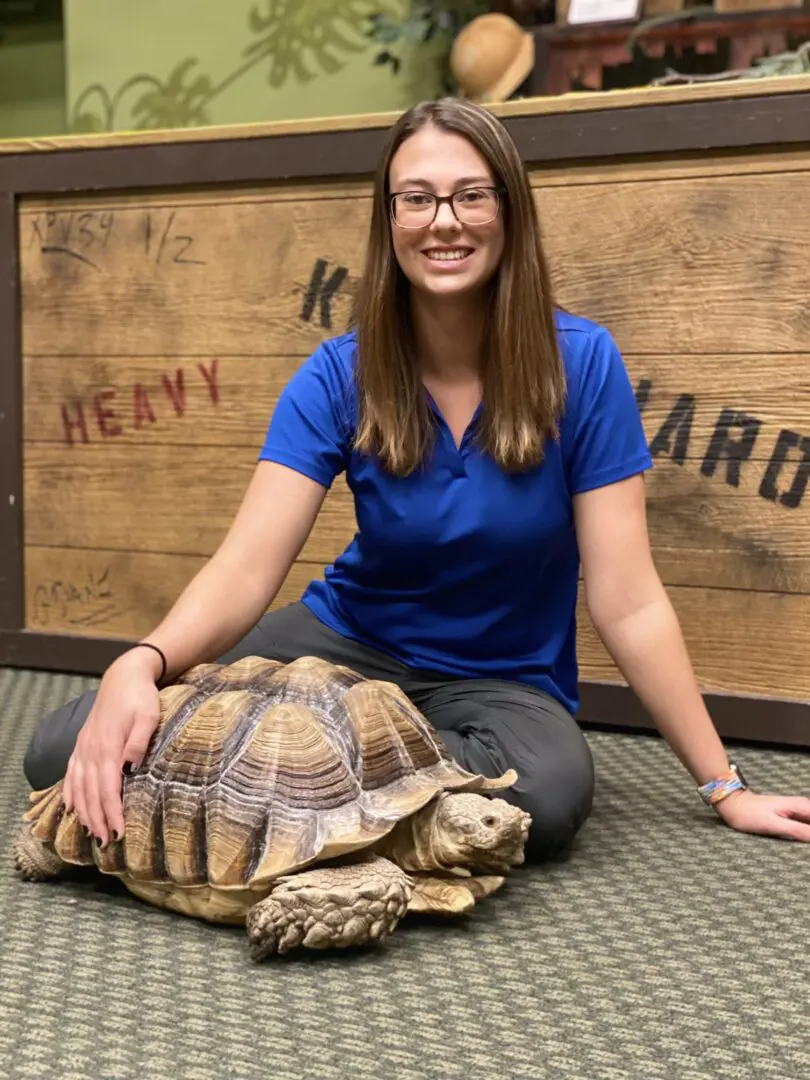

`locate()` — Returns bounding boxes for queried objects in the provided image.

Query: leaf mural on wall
[244,0,389,87]
[70,64,214,133]
[129,59,215,128]
[70,84,116,133]
[68,0,401,133]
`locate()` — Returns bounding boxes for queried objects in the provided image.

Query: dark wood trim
[1,91,810,196]
[0,191,23,632]
[506,92,810,163]
[0,127,391,196]
[578,681,810,750]
[0,630,129,675]
[1,628,808,749]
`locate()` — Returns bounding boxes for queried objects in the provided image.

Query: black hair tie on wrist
[134,641,167,686]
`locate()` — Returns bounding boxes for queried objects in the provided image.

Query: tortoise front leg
[246,855,413,961]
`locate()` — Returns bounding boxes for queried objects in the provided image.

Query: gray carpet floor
[1,666,808,1080]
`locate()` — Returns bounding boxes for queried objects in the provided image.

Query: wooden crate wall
[19,147,810,702]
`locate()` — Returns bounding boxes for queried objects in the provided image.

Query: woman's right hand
[62,648,163,847]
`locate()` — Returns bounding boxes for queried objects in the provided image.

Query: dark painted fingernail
[94,836,104,848]
[112,830,121,842]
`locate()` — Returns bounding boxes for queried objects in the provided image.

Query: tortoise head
[429,793,531,873]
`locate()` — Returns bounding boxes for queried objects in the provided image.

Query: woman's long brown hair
[351,97,566,476]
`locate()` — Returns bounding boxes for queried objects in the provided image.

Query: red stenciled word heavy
[59,360,220,445]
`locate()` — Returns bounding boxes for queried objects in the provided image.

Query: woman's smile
[422,244,476,268]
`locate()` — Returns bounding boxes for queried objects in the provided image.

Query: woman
[24,98,810,856]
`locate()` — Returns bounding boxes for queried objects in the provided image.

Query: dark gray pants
[23,602,595,862]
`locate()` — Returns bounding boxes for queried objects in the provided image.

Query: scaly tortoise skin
[14,655,531,960]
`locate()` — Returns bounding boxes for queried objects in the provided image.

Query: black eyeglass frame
[387,186,505,228]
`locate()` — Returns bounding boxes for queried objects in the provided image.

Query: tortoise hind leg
[13,822,70,881]
[246,855,413,961]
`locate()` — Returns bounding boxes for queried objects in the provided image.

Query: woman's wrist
[117,642,167,685]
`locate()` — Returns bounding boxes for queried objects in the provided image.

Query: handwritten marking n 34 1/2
[30,208,205,271]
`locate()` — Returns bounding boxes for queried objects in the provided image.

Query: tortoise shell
[25,655,508,893]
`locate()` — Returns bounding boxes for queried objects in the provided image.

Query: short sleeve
[257,341,353,489]
[564,327,652,495]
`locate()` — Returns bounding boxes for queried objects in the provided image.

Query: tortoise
[14,655,531,960]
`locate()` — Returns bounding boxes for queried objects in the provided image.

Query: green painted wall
[64,0,449,134]
[0,24,66,139]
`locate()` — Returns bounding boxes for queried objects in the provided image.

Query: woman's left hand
[715,789,810,842]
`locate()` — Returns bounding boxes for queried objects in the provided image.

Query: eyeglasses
[388,186,502,228]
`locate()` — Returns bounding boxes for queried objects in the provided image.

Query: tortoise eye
[483,815,496,828]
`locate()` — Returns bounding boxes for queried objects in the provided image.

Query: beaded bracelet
[697,763,747,806]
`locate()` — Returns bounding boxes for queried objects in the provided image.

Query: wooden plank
[644,489,810,595]
[25,544,810,702]
[24,351,808,447]
[24,546,323,640]
[23,443,356,566]
[21,171,810,358]
[537,172,810,354]
[631,350,810,592]
[4,74,810,156]
[576,584,810,701]
[627,354,810,441]
[19,196,368,357]
[22,412,810,595]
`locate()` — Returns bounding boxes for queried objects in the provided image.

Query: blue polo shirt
[258,310,652,714]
